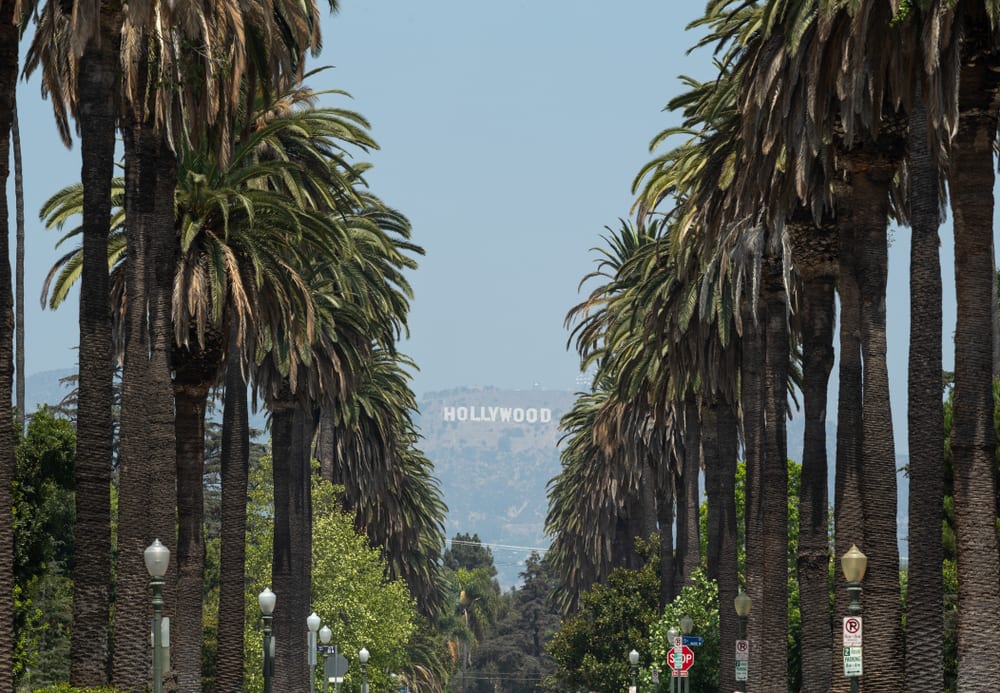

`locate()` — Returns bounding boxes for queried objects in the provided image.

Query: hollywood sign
[442,405,553,424]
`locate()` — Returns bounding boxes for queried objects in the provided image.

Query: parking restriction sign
[843,616,862,648]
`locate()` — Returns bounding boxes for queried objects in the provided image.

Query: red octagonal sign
[667,645,694,672]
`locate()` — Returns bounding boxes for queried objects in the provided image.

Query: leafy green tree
[13,409,76,689]
[545,557,660,693]
[242,456,415,693]
[468,553,560,693]
[649,571,719,693]
[443,534,497,577]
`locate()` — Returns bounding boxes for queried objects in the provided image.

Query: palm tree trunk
[215,333,250,693]
[315,407,335,482]
[71,17,118,685]
[656,448,676,607]
[702,399,738,693]
[949,57,1000,690]
[740,300,765,693]
[675,397,701,585]
[174,380,209,692]
[760,245,789,693]
[115,112,178,691]
[831,200,864,693]
[789,219,837,693]
[12,104,21,433]
[905,92,945,693]
[271,398,315,691]
[0,5,17,689]
[853,163,905,693]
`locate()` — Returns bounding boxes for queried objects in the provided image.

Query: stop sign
[667,645,694,672]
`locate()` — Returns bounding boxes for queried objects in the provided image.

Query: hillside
[415,386,576,587]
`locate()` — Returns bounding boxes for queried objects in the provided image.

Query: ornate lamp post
[841,544,868,693]
[679,617,693,693]
[359,647,370,693]
[144,539,170,693]
[734,591,752,689]
[308,612,321,693]
[667,627,679,693]
[629,649,639,691]
[319,626,333,693]
[258,587,276,693]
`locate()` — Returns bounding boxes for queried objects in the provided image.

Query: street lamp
[319,626,333,693]
[258,587,276,693]
[679,617,693,693]
[841,544,867,693]
[734,592,752,635]
[144,539,170,693]
[734,592,752,689]
[629,649,639,691]
[359,647,370,693]
[667,628,679,693]
[679,615,693,636]
[308,612,321,693]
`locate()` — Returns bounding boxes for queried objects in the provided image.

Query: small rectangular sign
[735,640,749,662]
[682,636,704,647]
[843,646,863,677]
[843,616,863,648]
[735,659,748,682]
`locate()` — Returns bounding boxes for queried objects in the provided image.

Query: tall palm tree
[41,78,405,689]
[562,219,678,600]
[944,3,1000,685]
[249,197,417,691]
[315,348,447,619]
[0,0,19,686]
[216,326,249,693]
[545,385,652,613]
[733,4,912,688]
[903,44,947,689]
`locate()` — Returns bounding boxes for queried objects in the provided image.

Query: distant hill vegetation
[415,386,576,587]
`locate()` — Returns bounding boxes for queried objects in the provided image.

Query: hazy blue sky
[13,1,987,454]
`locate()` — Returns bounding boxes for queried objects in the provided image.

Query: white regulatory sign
[735,639,749,662]
[843,646,863,677]
[735,659,748,681]
[843,616,863,647]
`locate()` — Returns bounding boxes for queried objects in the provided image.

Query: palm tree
[732,4,913,688]
[249,198,417,691]
[944,3,1000,685]
[903,48,946,690]
[545,385,653,613]
[0,0,19,687]
[41,77,405,688]
[562,220,677,601]
[315,348,447,619]
[216,326,250,693]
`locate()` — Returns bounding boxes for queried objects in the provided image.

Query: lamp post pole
[679,617,693,693]
[308,612,321,693]
[841,545,868,693]
[666,627,679,693]
[359,647,370,693]
[144,539,170,693]
[629,649,639,692]
[734,592,752,692]
[319,627,333,693]
[259,588,276,693]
